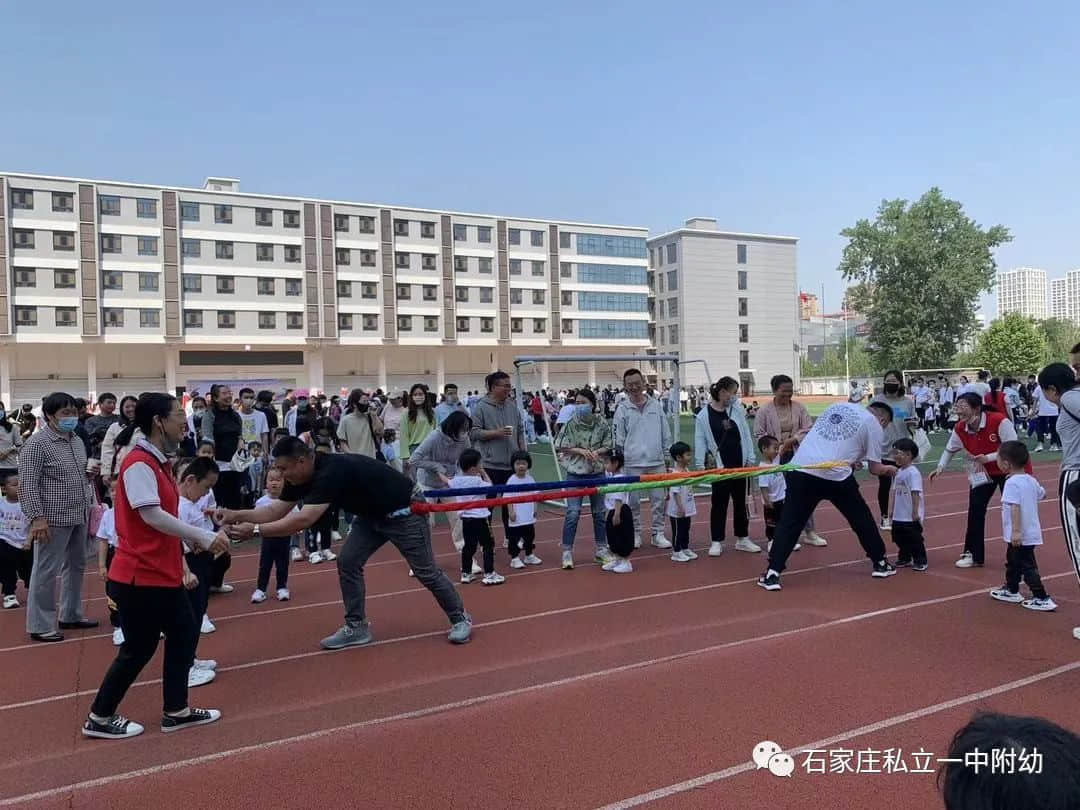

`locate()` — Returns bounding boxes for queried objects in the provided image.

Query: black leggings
[306,508,335,553]
[0,542,32,597]
[257,538,290,591]
[878,459,898,517]
[462,517,495,575]
[605,505,635,558]
[710,478,748,542]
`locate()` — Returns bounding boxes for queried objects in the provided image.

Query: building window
[15,268,36,288]
[136,198,157,218]
[737,244,747,264]
[395,252,409,268]
[424,316,439,332]
[562,318,573,334]
[561,290,573,306]
[656,300,664,318]
[575,264,648,285]
[360,250,376,267]
[138,273,159,292]
[54,270,76,289]
[258,277,275,295]
[181,202,199,221]
[12,229,34,249]
[214,205,232,224]
[397,315,412,332]
[137,236,158,256]
[420,221,435,239]
[218,311,236,329]
[100,234,120,254]
[394,219,409,237]
[511,318,522,333]
[481,317,494,333]
[396,284,411,300]
[140,309,160,328]
[560,262,572,278]
[52,192,73,212]
[453,224,467,241]
[11,188,33,209]
[335,214,349,232]
[257,243,274,262]
[52,231,75,251]
[455,286,469,303]
[666,243,677,263]
[479,287,493,304]
[739,350,749,369]
[531,230,544,247]
[362,314,378,331]
[361,282,377,299]
[99,195,121,216]
[739,324,749,343]
[658,274,664,293]
[284,246,301,263]
[576,292,649,312]
[422,284,437,301]
[421,254,437,270]
[182,238,201,258]
[737,270,747,290]
[287,312,303,329]
[532,289,545,305]
[454,256,468,272]
[358,216,375,234]
[103,272,123,290]
[258,312,277,330]
[255,208,273,227]
[509,228,521,245]
[285,279,302,296]
[477,226,492,243]
[577,234,648,259]
[283,210,300,228]
[668,298,678,317]
[533,318,546,333]
[510,289,523,304]
[509,259,522,275]
[336,248,351,266]
[738,297,748,317]
[577,319,650,339]
[55,307,77,327]
[184,310,203,328]
[15,307,37,326]
[337,313,353,331]
[217,276,235,294]
[216,241,234,260]
[667,270,678,291]
[669,324,679,344]
[456,317,470,332]
[183,275,202,292]
[337,280,352,298]
[531,260,545,277]
[479,257,492,274]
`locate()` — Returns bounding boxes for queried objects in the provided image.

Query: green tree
[838,188,1011,369]
[974,314,1047,375]
[1035,317,1080,365]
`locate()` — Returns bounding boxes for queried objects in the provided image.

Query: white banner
[185,378,293,400]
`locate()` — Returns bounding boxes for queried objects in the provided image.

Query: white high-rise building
[996,267,1047,319]
[1051,277,1069,320]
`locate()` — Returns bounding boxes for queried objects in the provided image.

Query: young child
[451,448,504,585]
[251,468,296,603]
[506,450,541,569]
[247,442,265,507]
[382,428,400,472]
[888,438,928,571]
[602,450,634,573]
[176,456,222,685]
[193,440,232,603]
[94,478,124,644]
[757,436,800,554]
[666,442,697,563]
[990,441,1056,611]
[304,437,338,564]
[0,471,31,610]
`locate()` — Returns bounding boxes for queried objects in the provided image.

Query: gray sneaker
[320,622,373,650]
[447,614,472,645]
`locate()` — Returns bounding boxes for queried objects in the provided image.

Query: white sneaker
[510,557,526,569]
[3,594,18,609]
[408,568,414,577]
[471,560,482,575]
[321,550,337,562]
[652,533,673,549]
[193,658,217,671]
[955,552,976,568]
[523,554,542,565]
[735,537,762,553]
[708,541,723,556]
[1034,444,1044,453]
[880,518,892,531]
[200,615,216,634]
[561,551,574,570]
[501,537,508,548]
[332,530,342,542]
[112,627,125,646]
[290,547,303,562]
[671,550,691,563]
[276,588,290,601]
[1023,597,1058,612]
[1073,627,1080,641]
[251,589,267,603]
[308,551,323,564]
[482,572,506,585]
[1050,445,1061,452]
[683,548,698,560]
[602,559,619,571]
[187,667,215,688]
[633,534,642,549]
[802,531,828,546]
[595,549,616,565]
[460,572,474,584]
[453,538,465,552]
[990,587,1024,604]
[209,584,233,594]
[612,560,633,573]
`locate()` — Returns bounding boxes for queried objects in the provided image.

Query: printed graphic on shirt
[814,405,863,442]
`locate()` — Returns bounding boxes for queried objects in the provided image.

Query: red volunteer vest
[952,411,1032,477]
[108,444,184,588]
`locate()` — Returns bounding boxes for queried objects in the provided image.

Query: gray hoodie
[410,429,469,490]
[468,394,526,470]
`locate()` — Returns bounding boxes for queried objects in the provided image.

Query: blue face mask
[575,403,593,418]
[57,416,79,432]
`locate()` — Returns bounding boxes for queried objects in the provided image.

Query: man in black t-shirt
[216,437,471,648]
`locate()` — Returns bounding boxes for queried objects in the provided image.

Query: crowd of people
[2,354,1080,750]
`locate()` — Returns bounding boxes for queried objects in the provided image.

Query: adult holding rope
[928,392,1025,569]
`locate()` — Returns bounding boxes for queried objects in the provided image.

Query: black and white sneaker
[161,707,221,734]
[757,570,782,591]
[912,561,928,572]
[871,560,897,578]
[82,714,145,739]
[895,557,912,568]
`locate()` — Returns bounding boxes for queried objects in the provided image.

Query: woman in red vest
[82,393,229,740]
[929,392,1026,569]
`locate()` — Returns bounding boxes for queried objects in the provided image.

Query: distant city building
[798,291,819,320]
[996,267,1047,319]
[1051,277,1068,320]
[799,311,868,364]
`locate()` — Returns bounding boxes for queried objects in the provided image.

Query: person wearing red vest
[82,393,229,741]
[929,392,1026,569]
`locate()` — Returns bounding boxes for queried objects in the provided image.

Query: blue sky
[4,0,1079,317]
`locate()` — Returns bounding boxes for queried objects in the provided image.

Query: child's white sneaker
[471,560,482,575]
[601,559,619,571]
[187,667,215,688]
[735,537,761,553]
[523,554,542,565]
[460,572,475,584]
[671,550,691,563]
[3,594,18,609]
[612,559,633,573]
[1023,596,1057,612]
[482,572,505,585]
[708,541,723,556]
[112,627,124,646]
[652,533,672,549]
[308,551,323,564]
[276,588,290,601]
[250,589,267,604]
[322,549,337,562]
[290,547,303,562]
[200,615,216,634]
[990,587,1024,604]
[683,548,698,560]
[510,557,526,569]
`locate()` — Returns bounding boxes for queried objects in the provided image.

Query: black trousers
[213,470,245,510]
[767,472,886,573]
[605,505,634,558]
[483,467,513,536]
[462,517,495,574]
[257,537,291,591]
[506,524,536,558]
[1004,545,1047,598]
[763,499,784,541]
[670,516,692,552]
[104,546,120,628]
[208,550,231,589]
[90,582,197,716]
[0,542,33,596]
[306,508,334,553]
[710,478,748,542]
[877,459,897,518]
[964,475,1007,565]
[1037,415,1061,447]
[891,520,927,565]
[185,551,212,648]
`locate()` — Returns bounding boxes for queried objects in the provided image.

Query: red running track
[1,463,1078,809]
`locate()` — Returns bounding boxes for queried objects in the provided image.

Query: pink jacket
[753,400,812,442]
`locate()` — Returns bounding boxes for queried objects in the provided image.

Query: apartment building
[0,173,651,403]
[1051,277,1068,321]
[996,267,1047,320]
[647,218,798,394]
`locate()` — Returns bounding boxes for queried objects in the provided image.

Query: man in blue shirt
[434,384,467,426]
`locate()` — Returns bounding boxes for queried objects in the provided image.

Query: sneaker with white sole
[1050,445,1061,452]
[187,667,216,688]
[757,570,781,591]
[879,518,892,531]
[595,549,615,565]
[602,559,619,571]
[322,550,337,562]
[1034,444,1044,452]
[308,551,323,564]
[193,658,217,671]
[276,588,290,601]
[453,538,465,552]
[767,540,802,552]
[448,613,472,644]
[161,707,221,734]
[2,594,18,609]
[251,589,267,604]
[112,627,125,646]
[1023,597,1057,612]
[683,548,698,560]
[482,572,506,585]
[871,559,897,578]
[1073,627,1080,641]
[802,531,828,546]
[320,622,373,650]
[200,615,216,634]
[708,541,724,556]
[209,584,233,594]
[460,572,475,583]
[912,561,928,572]
[633,534,642,549]
[82,714,144,740]
[509,557,526,569]
[652,534,673,549]
[471,560,483,575]
[990,587,1024,604]
[955,552,978,568]
[290,547,303,562]
[612,560,633,573]
[332,530,342,542]
[561,551,574,569]
[523,554,542,565]
[671,550,691,563]
[735,537,762,553]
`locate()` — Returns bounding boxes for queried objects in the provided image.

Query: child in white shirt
[449,448,503,585]
[251,468,297,603]
[666,442,697,563]
[888,438,928,571]
[506,451,541,569]
[94,478,124,644]
[0,471,31,610]
[602,451,634,573]
[990,441,1055,611]
[757,436,799,555]
[175,457,222,684]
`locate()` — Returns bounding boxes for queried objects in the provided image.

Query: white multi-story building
[647,218,798,394]
[1051,277,1069,320]
[996,267,1047,319]
[0,172,653,404]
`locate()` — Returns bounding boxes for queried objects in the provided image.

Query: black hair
[998,440,1030,470]
[882,370,905,395]
[407,383,435,424]
[117,395,138,425]
[977,370,989,381]
[0,469,17,488]
[988,377,1001,393]
[956,392,984,411]
[42,392,78,417]
[510,450,532,468]
[757,434,780,453]
[191,396,206,407]
[1038,363,1077,397]
[74,397,87,410]
[622,368,644,382]
[124,392,177,443]
[346,388,368,412]
[0,401,12,432]
[485,371,510,391]
[444,383,458,393]
[711,376,739,399]
[272,435,313,460]
[98,392,117,404]
[939,712,1080,810]
[458,447,482,471]
[669,441,691,458]
[576,387,597,407]
[197,437,216,451]
[441,410,471,438]
[178,456,219,483]
[867,401,894,422]
[209,383,229,404]
[892,437,919,460]
[238,387,255,398]
[769,374,793,392]
[606,449,625,470]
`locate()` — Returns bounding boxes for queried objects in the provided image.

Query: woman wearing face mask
[284,389,315,438]
[338,389,384,460]
[0,401,21,477]
[400,384,435,471]
[695,377,757,555]
[410,411,474,560]
[870,370,916,530]
[100,396,140,481]
[554,388,615,569]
